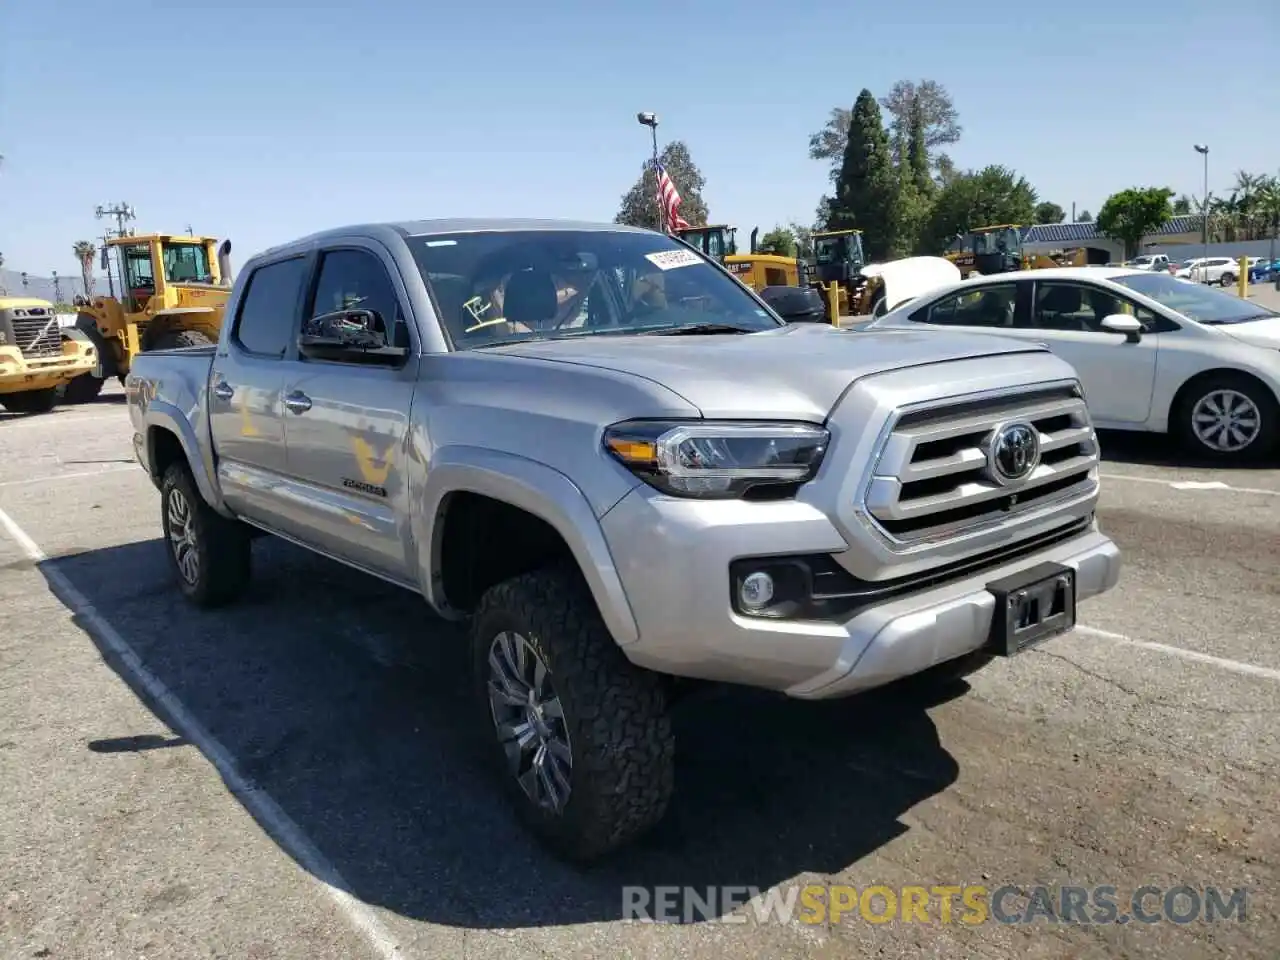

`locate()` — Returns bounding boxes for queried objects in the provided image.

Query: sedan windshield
[407,229,782,349]
[1111,271,1279,325]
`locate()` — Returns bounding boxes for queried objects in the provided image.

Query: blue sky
[2,0,1275,276]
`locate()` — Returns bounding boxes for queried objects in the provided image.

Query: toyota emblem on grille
[985,421,1040,485]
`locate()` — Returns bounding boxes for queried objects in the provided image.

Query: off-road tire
[151,330,214,351]
[470,568,675,863]
[1172,373,1278,463]
[160,462,252,608]
[59,373,105,404]
[0,388,58,414]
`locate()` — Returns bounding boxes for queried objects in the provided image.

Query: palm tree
[73,240,96,298]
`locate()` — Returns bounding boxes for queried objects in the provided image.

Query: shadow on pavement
[41,536,962,928]
[1097,429,1278,471]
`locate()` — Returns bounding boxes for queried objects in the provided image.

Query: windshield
[814,234,862,265]
[408,229,783,349]
[162,242,213,283]
[1112,271,1279,325]
[972,227,1020,255]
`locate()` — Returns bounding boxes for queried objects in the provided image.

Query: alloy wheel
[166,487,200,585]
[1191,388,1261,453]
[486,630,573,813]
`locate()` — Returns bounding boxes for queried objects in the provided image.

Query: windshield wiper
[639,322,760,336]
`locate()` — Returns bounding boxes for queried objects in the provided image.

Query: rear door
[208,255,310,522]
[276,241,421,583]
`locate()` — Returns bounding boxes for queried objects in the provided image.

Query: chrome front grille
[8,306,63,359]
[862,384,1099,545]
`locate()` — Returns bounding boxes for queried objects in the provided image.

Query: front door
[278,243,420,583]
[208,255,310,523]
[1017,280,1159,424]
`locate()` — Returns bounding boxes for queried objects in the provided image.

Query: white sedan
[856,267,1280,462]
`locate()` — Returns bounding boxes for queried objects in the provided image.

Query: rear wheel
[0,388,58,414]
[1219,272,1235,287]
[160,462,252,607]
[471,568,675,863]
[59,373,104,404]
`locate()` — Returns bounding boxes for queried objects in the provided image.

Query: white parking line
[0,466,138,489]
[0,506,408,960]
[1073,624,1280,682]
[1100,472,1280,497]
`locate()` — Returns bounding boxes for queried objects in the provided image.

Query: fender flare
[417,446,640,646]
[142,401,227,514]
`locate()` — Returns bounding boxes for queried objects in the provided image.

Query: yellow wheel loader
[676,225,805,290]
[945,224,1109,278]
[59,232,233,403]
[0,296,98,414]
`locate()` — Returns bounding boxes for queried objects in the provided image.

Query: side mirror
[298,308,407,362]
[99,246,109,271]
[1100,313,1143,342]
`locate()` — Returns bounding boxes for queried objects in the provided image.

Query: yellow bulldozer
[0,295,98,414]
[676,224,804,289]
[60,231,233,402]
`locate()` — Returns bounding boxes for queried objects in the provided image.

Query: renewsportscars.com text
[622,884,1248,926]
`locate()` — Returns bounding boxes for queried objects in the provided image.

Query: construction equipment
[809,229,893,316]
[0,295,98,414]
[60,232,233,403]
[946,224,1109,278]
[675,224,804,290]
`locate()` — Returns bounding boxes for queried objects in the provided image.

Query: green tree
[920,165,1038,254]
[615,141,709,230]
[1033,202,1065,224]
[788,221,815,259]
[1095,187,1174,259]
[756,226,797,257]
[1075,209,1093,222]
[1172,194,1192,215]
[808,79,960,180]
[828,89,899,261]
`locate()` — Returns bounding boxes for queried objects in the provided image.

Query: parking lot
[2,377,1277,958]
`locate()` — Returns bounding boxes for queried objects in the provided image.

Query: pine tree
[829,89,898,261]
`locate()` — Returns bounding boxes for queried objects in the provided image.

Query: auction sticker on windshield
[645,249,703,271]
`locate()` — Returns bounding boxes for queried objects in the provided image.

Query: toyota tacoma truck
[125,219,1121,862]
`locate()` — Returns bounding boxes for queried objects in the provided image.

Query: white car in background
[1125,254,1170,272]
[856,267,1280,461]
[1187,256,1241,286]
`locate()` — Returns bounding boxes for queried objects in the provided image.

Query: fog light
[740,571,775,610]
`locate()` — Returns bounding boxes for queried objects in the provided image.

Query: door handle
[284,391,312,414]
[212,378,234,401]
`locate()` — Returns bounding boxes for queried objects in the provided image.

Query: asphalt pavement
[1,382,1277,960]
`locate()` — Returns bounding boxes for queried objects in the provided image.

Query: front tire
[151,330,214,351]
[160,462,252,607]
[471,568,675,863]
[1173,374,1278,462]
[1219,272,1235,287]
[0,388,58,414]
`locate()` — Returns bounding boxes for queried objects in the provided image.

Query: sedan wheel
[1176,376,1277,461]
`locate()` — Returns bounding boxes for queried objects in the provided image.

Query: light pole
[1193,144,1210,269]
[636,111,662,232]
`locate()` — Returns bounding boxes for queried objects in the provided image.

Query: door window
[305,249,403,345]
[1031,281,1166,333]
[914,283,1018,327]
[232,257,308,357]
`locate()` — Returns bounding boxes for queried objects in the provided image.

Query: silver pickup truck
[126,218,1120,862]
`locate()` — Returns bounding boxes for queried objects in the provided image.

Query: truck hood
[487,324,1043,419]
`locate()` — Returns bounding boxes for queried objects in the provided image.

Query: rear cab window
[232,257,310,358]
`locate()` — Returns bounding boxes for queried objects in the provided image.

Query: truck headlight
[603,420,828,498]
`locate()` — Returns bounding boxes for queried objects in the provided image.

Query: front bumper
[599,487,1120,700]
[0,343,96,394]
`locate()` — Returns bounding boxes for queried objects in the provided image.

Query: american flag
[653,161,690,233]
